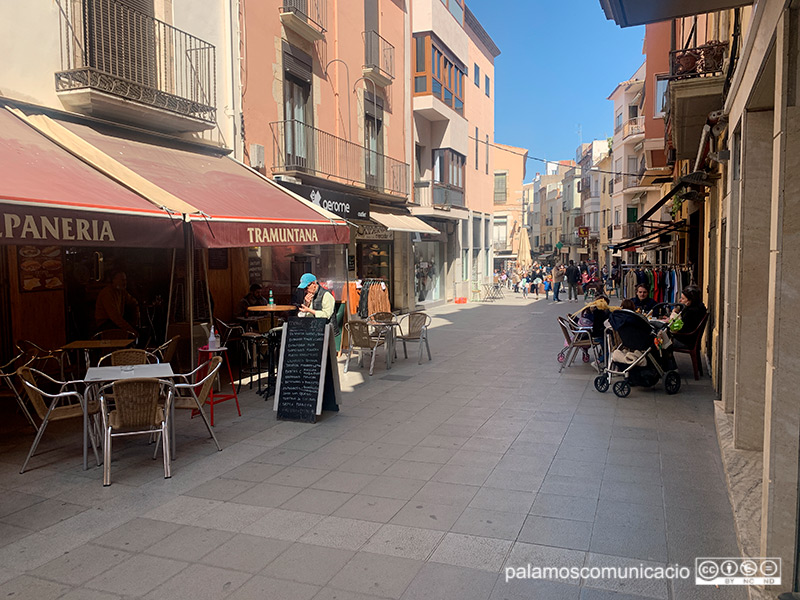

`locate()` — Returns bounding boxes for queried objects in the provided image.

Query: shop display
[18,245,64,292]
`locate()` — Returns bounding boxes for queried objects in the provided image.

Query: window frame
[484,74,490,97]
[432,148,466,191]
[414,34,465,115]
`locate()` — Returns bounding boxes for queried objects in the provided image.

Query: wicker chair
[17,366,100,474]
[344,321,386,376]
[98,349,159,366]
[99,377,172,486]
[396,312,432,364]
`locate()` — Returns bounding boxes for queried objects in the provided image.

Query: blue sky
[467,0,645,178]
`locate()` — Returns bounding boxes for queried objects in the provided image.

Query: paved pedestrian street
[0,297,745,600]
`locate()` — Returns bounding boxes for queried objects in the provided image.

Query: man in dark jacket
[565,260,581,303]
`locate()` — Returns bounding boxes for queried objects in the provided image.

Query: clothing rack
[357,278,391,318]
[619,263,695,303]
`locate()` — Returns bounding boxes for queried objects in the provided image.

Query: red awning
[57,119,349,248]
[0,108,183,247]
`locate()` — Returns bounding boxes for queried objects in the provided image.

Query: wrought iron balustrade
[363,31,394,81]
[669,40,728,80]
[624,222,643,239]
[56,0,216,123]
[270,120,409,197]
[281,0,327,32]
[623,116,645,139]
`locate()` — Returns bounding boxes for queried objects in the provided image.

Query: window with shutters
[494,172,507,204]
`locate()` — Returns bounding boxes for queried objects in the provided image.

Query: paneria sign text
[0,213,115,243]
[247,226,320,245]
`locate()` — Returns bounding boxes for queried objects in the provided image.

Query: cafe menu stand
[196,345,240,426]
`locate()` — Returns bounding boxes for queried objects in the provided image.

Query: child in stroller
[594,308,681,397]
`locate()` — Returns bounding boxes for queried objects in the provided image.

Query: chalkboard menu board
[273,317,340,422]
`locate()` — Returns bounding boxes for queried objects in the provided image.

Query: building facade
[491,143,528,270]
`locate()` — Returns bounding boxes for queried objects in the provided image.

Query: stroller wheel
[664,371,681,395]
[582,351,591,363]
[613,381,631,398]
[594,375,609,393]
[557,349,567,364]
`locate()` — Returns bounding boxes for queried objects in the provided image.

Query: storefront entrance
[413,241,442,303]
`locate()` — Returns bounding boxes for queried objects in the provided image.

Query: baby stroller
[594,309,681,397]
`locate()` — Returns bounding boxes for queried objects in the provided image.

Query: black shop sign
[273,317,341,423]
[277,181,370,220]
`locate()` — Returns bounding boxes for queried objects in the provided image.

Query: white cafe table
[82,364,175,470]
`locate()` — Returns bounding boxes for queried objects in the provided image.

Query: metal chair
[92,329,136,341]
[344,321,386,376]
[396,312,432,364]
[159,357,223,457]
[0,353,37,429]
[98,349,159,366]
[98,377,172,486]
[17,366,100,474]
[148,336,180,365]
[556,315,601,372]
[16,339,72,379]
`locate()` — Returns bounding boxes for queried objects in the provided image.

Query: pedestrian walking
[565,260,581,302]
[552,263,565,303]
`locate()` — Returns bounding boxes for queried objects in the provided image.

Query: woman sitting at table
[296,273,338,335]
[669,285,707,349]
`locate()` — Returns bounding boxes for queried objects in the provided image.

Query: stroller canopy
[608,309,655,351]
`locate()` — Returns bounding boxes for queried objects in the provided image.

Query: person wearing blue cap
[297,273,336,328]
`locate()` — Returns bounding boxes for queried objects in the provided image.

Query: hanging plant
[670,189,688,219]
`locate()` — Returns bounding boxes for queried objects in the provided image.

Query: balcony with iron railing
[623,174,643,190]
[414,181,464,208]
[669,40,728,80]
[279,0,327,42]
[544,217,553,226]
[363,31,394,87]
[622,116,645,139]
[588,229,600,240]
[623,222,643,239]
[55,0,216,132]
[270,120,409,197]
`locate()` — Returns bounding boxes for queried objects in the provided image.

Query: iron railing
[280,0,327,33]
[415,181,464,207]
[623,116,645,139]
[624,222,643,239]
[363,31,394,81]
[670,41,728,80]
[55,0,216,123]
[270,120,409,197]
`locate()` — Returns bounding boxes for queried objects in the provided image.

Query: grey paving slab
[333,494,407,523]
[85,554,188,597]
[328,552,424,599]
[362,523,444,560]
[193,501,272,533]
[0,497,88,531]
[430,532,512,572]
[410,481,479,508]
[529,493,598,522]
[262,542,355,585]
[540,474,602,499]
[219,461,286,482]
[226,575,319,600]
[401,562,498,600]
[467,487,537,513]
[582,553,669,600]
[0,575,69,600]
[231,482,303,508]
[360,475,427,500]
[32,543,131,586]
[503,542,586,585]
[184,477,257,501]
[451,508,527,540]
[299,516,382,550]
[589,521,668,562]
[518,515,593,551]
[281,487,353,515]
[92,517,182,552]
[390,500,465,531]
[382,460,442,480]
[141,564,251,600]
[144,524,234,562]
[247,508,323,541]
[199,532,291,572]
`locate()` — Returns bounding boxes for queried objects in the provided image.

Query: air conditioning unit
[249,144,265,170]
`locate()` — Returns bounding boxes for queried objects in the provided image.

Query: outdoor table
[246,304,297,331]
[366,318,401,371]
[83,363,175,470]
[62,339,134,370]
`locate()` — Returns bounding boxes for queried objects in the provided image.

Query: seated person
[630,284,657,315]
[620,298,636,311]
[95,271,139,336]
[670,285,707,349]
[574,295,614,341]
[238,284,267,317]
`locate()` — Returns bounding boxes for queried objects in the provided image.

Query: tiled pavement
[0,294,745,599]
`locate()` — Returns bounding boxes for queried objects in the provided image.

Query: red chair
[672,313,709,380]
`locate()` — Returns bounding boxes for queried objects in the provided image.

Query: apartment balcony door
[365,114,384,189]
[285,75,312,170]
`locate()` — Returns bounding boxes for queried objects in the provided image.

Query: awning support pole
[165,248,176,344]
